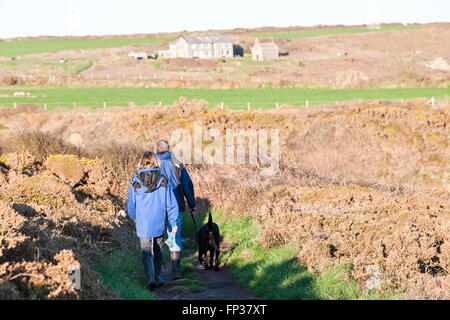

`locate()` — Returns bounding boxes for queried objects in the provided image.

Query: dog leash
[190,211,199,243]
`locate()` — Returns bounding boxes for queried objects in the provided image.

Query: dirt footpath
[155,245,256,300]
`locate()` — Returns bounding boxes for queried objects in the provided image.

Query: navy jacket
[127,168,179,238]
[155,152,195,212]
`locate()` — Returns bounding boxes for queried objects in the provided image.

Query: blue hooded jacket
[155,152,195,212]
[127,168,179,238]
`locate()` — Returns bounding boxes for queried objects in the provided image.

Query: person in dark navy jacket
[155,140,196,280]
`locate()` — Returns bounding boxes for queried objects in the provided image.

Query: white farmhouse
[159,35,233,59]
[251,39,279,61]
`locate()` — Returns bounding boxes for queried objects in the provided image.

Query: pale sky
[0,0,449,39]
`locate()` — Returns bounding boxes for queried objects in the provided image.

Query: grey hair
[155,139,170,154]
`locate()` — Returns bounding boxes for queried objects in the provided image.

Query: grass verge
[215,211,399,300]
[93,212,205,300]
[93,245,159,300]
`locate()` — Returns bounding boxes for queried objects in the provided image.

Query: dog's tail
[208,212,213,231]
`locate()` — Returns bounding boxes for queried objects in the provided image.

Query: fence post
[306,100,309,108]
[221,102,224,110]
[247,102,250,111]
[427,96,436,109]
[103,102,106,109]
[44,103,47,111]
[14,102,16,109]
[276,103,279,110]
[159,101,162,107]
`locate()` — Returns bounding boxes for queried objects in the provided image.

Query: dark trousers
[139,236,164,285]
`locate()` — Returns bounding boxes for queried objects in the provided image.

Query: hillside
[1,23,449,89]
[0,97,448,299]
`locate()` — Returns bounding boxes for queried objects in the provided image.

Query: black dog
[197,212,220,271]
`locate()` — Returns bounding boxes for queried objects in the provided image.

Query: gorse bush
[0,97,448,299]
[2,130,81,161]
[1,129,144,199]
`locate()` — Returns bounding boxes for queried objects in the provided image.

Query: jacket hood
[133,169,167,193]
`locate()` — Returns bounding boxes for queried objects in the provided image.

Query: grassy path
[93,212,205,300]
[93,238,206,300]
[154,246,256,300]
[93,212,253,300]
[94,211,397,300]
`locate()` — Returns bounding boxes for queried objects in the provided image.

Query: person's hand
[172,226,178,234]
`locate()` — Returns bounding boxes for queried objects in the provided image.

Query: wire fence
[5,99,349,111]
[3,96,443,111]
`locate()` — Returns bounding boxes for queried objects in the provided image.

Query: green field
[0,37,174,57]
[249,25,423,39]
[0,58,94,76]
[0,86,447,110]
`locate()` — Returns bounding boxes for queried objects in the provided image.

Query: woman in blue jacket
[127,151,179,291]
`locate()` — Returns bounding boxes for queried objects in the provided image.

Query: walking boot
[153,237,166,288]
[154,275,166,288]
[171,251,182,281]
[142,252,156,291]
